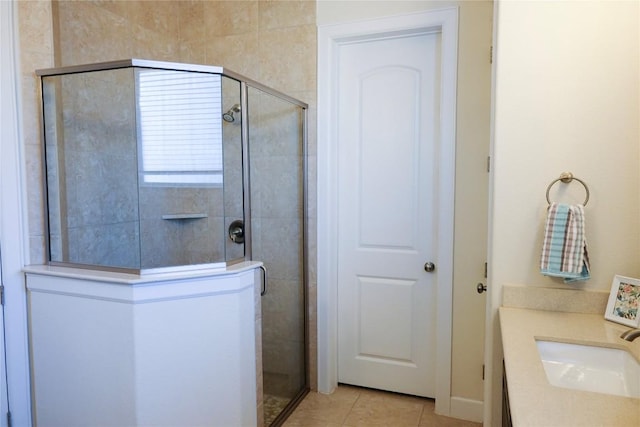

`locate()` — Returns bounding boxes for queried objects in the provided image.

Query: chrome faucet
[620,328,640,341]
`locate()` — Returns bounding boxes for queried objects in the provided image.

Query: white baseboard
[450,396,484,423]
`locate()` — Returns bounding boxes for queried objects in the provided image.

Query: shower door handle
[259,265,267,296]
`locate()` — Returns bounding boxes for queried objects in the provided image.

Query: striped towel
[540,202,590,283]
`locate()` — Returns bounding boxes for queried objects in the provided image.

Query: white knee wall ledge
[25,264,259,427]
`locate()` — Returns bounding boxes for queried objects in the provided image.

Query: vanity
[500,286,640,426]
[25,263,260,427]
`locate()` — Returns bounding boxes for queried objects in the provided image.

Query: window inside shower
[136,69,224,186]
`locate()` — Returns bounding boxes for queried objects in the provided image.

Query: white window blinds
[136,69,223,185]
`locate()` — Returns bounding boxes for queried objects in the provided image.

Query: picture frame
[604,275,640,328]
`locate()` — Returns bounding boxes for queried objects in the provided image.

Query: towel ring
[545,172,589,206]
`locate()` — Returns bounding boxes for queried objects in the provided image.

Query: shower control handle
[228,220,245,244]
[424,262,436,273]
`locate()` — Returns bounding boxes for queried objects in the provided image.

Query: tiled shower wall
[17,0,318,419]
[41,68,240,271]
[44,69,141,269]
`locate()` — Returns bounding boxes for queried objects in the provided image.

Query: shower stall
[37,59,308,426]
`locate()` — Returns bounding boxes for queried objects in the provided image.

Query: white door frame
[0,2,33,426]
[317,8,458,416]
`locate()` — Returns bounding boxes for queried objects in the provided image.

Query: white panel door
[337,32,441,397]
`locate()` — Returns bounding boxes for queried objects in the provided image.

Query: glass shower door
[247,86,307,425]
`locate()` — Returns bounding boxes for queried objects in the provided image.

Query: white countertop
[500,307,640,427]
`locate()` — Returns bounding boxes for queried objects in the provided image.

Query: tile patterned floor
[265,394,292,426]
[283,385,482,427]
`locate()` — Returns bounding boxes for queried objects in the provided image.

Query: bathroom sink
[536,340,640,398]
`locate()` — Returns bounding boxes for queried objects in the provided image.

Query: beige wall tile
[133,25,179,61]
[258,25,316,93]
[259,0,315,30]
[19,71,45,145]
[88,0,129,19]
[204,0,259,37]
[17,0,54,54]
[18,0,55,264]
[178,0,206,44]
[56,1,134,64]
[177,39,207,64]
[128,0,180,35]
[205,33,260,75]
[24,142,45,237]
